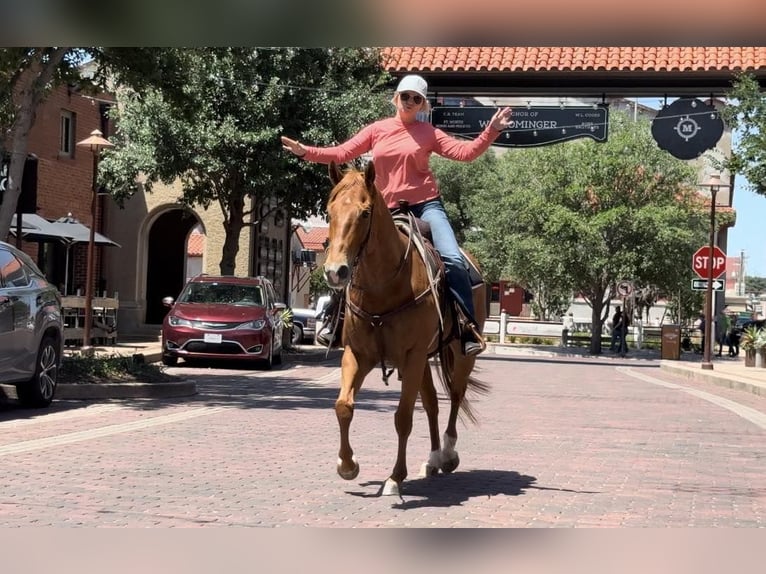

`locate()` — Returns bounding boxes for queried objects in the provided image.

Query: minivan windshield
[179,282,264,306]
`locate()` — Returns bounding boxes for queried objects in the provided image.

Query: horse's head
[323,161,377,290]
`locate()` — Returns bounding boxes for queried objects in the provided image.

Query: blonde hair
[391,92,431,114]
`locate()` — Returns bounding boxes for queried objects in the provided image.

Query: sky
[633,98,766,278]
[725,143,766,278]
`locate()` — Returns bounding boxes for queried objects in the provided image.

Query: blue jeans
[408,199,477,325]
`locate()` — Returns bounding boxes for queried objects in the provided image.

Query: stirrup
[461,324,486,357]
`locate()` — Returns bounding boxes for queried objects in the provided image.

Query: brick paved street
[1,353,765,527]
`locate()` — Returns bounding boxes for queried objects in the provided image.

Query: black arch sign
[431,105,609,147]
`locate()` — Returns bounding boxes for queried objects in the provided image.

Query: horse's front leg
[382,353,427,496]
[336,348,373,480]
[418,362,442,477]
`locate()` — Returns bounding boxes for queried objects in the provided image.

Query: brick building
[2,82,116,296]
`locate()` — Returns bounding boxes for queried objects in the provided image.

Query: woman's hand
[281,136,306,157]
[489,107,513,131]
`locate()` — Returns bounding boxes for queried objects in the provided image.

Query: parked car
[0,240,63,407]
[289,295,334,345]
[732,316,765,336]
[289,307,317,345]
[161,275,286,368]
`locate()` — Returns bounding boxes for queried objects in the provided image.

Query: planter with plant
[756,330,766,369]
[740,325,759,367]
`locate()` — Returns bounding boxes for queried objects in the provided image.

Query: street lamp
[698,173,729,371]
[76,129,114,352]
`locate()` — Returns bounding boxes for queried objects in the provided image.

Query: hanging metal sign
[431,105,609,147]
[650,98,724,160]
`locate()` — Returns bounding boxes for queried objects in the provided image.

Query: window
[60,110,76,157]
[0,249,29,288]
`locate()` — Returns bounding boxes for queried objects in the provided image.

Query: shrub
[61,354,179,384]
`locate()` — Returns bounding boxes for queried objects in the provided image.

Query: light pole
[75,129,114,352]
[698,173,729,371]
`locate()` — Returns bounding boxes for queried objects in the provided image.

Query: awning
[10,213,120,247]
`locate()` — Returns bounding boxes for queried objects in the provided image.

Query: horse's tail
[435,345,490,425]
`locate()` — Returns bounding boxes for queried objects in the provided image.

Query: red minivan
[161,275,286,369]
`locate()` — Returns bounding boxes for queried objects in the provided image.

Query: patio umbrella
[9,213,120,295]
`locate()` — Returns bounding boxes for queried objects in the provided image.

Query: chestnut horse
[323,160,488,496]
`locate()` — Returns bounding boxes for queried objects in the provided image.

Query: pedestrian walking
[610,306,623,352]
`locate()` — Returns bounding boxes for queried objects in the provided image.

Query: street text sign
[692,245,726,280]
[431,105,609,147]
[691,279,724,292]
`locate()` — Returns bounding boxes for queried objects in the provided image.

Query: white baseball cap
[395,75,428,98]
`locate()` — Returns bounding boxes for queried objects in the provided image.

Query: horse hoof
[381,478,400,496]
[419,462,439,477]
[337,456,359,480]
[441,453,460,474]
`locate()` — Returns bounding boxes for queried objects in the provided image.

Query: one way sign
[691,279,724,292]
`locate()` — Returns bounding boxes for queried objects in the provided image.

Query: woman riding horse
[281,74,512,356]
[317,159,490,495]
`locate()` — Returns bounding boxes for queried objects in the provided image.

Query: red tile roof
[187,231,205,256]
[382,47,766,73]
[296,226,329,252]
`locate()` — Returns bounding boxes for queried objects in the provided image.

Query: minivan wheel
[291,324,303,345]
[260,338,273,370]
[162,354,178,366]
[17,335,59,408]
[273,336,283,366]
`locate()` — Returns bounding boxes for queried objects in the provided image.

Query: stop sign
[692,245,726,279]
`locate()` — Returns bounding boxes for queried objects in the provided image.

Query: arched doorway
[145,209,201,324]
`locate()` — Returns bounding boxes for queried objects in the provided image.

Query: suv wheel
[17,335,59,408]
[162,354,178,366]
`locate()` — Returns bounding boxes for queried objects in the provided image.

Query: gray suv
[0,240,63,407]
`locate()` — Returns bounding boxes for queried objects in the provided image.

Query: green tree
[720,73,766,195]
[467,110,707,353]
[0,47,191,239]
[0,48,80,237]
[746,275,766,296]
[309,265,330,302]
[98,47,392,275]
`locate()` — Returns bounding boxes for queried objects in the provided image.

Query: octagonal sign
[692,246,726,280]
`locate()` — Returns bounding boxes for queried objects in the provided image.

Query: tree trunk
[588,286,611,355]
[0,48,68,238]
[219,193,245,275]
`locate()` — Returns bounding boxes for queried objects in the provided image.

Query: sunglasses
[399,92,424,105]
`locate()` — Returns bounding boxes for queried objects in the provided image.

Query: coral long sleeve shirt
[303,117,501,209]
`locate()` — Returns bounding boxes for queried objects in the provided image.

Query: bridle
[335,196,442,384]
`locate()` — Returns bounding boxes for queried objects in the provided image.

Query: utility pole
[740,249,746,296]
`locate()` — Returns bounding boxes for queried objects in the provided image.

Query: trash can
[661,324,681,360]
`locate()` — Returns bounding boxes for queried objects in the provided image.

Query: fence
[62,294,119,346]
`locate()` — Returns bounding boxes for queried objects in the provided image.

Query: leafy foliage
[60,353,178,384]
[98,47,392,274]
[720,72,766,196]
[745,275,766,296]
[455,109,707,352]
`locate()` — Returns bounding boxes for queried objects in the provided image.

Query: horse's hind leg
[418,363,442,477]
[441,348,475,474]
[382,354,426,496]
[336,349,373,480]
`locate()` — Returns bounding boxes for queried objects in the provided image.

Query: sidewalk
[485,342,766,397]
[61,337,766,400]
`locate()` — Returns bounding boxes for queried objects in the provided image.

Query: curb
[659,361,766,397]
[56,380,197,400]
